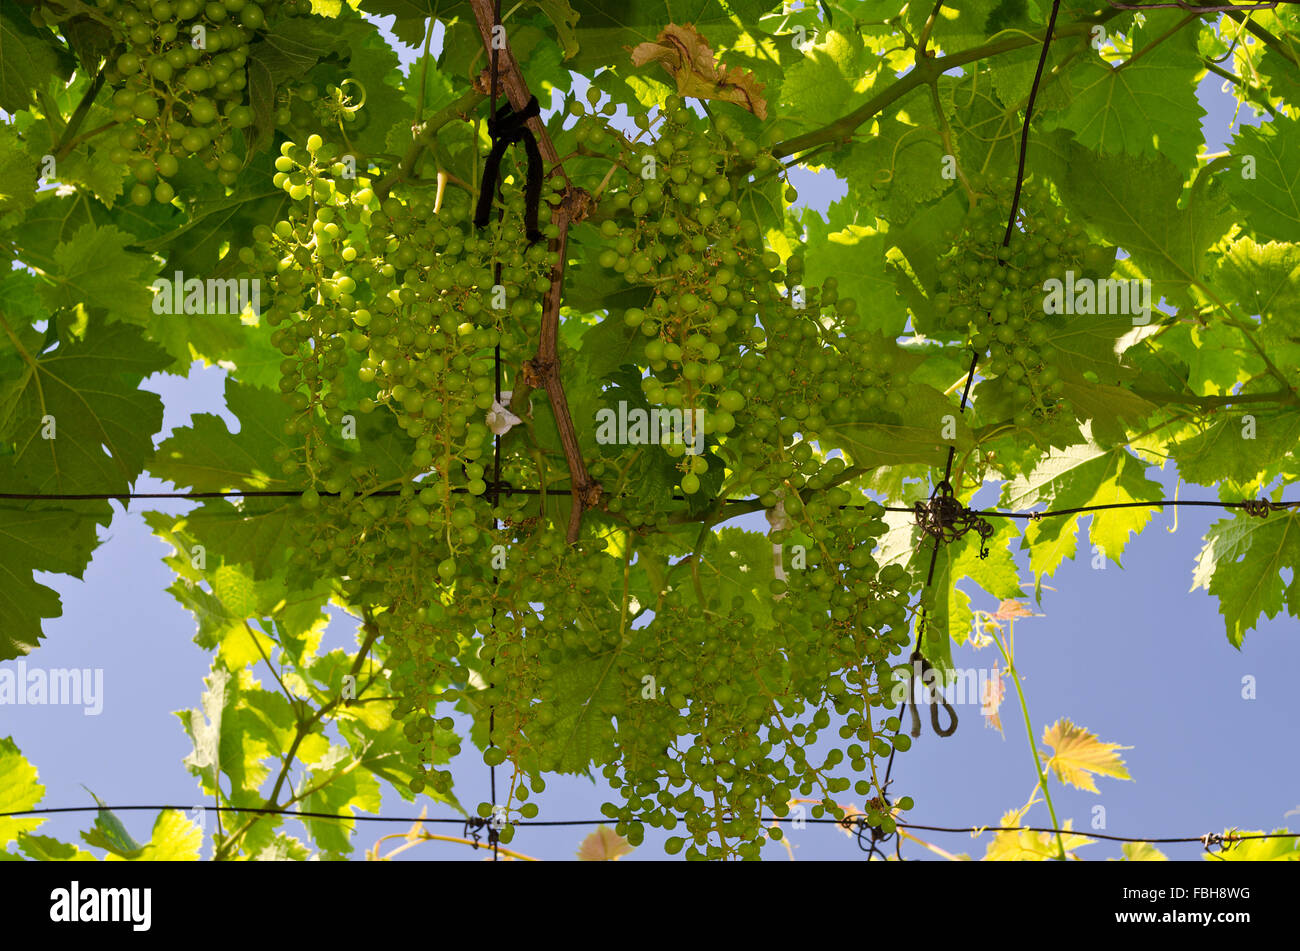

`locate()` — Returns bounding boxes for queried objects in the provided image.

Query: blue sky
[4,13,1296,862]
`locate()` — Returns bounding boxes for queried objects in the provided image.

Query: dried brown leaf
[630,23,767,118]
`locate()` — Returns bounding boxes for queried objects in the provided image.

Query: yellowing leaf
[577,824,633,861]
[984,802,1094,860]
[1210,829,1300,861]
[1041,719,1133,793]
[630,24,767,118]
[1119,841,1169,861]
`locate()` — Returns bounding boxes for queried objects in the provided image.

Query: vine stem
[375,89,486,200]
[413,17,436,127]
[990,621,1068,860]
[369,829,539,860]
[214,611,383,860]
[770,10,1121,159]
[467,0,597,542]
[50,69,106,162]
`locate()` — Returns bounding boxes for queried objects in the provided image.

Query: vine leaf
[1223,114,1300,244]
[1058,145,1234,308]
[301,746,383,857]
[825,381,974,469]
[1000,431,1162,587]
[0,320,169,496]
[778,28,873,127]
[1057,10,1205,173]
[152,378,294,492]
[531,0,582,58]
[0,8,73,113]
[1040,718,1133,793]
[576,824,633,860]
[542,649,621,774]
[0,737,44,848]
[80,789,145,859]
[983,800,1095,860]
[1207,830,1300,861]
[1119,841,1169,861]
[631,23,767,117]
[0,506,98,660]
[37,224,159,324]
[1192,511,1300,647]
[104,810,202,861]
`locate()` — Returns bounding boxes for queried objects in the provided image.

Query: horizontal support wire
[0,489,1294,520]
[0,805,1291,849]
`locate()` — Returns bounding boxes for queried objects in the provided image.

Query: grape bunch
[584,94,784,494]
[932,175,1115,427]
[725,268,885,509]
[399,527,625,833]
[589,492,918,859]
[95,0,302,203]
[237,130,565,801]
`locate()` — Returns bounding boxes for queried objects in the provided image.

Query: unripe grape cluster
[222,82,932,857]
[725,259,875,505]
[237,128,568,803]
[590,494,918,859]
[95,0,303,203]
[933,175,1115,428]
[585,94,783,495]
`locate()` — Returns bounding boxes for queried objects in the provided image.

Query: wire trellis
[0,804,1293,859]
[3,0,1297,863]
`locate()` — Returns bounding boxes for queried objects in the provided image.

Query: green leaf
[563,0,770,70]
[300,745,383,856]
[17,833,98,861]
[537,649,622,774]
[824,380,972,469]
[0,8,72,113]
[152,378,295,492]
[338,19,409,157]
[0,504,100,659]
[0,124,38,228]
[110,810,201,861]
[80,790,145,859]
[183,498,297,581]
[37,224,159,323]
[1000,432,1162,584]
[1192,511,1300,647]
[1058,145,1234,308]
[1057,11,1205,173]
[922,541,973,656]
[0,737,45,848]
[801,206,909,336]
[1171,410,1300,491]
[361,0,464,49]
[778,28,873,128]
[1207,830,1299,861]
[246,13,350,86]
[0,320,169,497]
[530,0,581,58]
[1223,115,1300,243]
